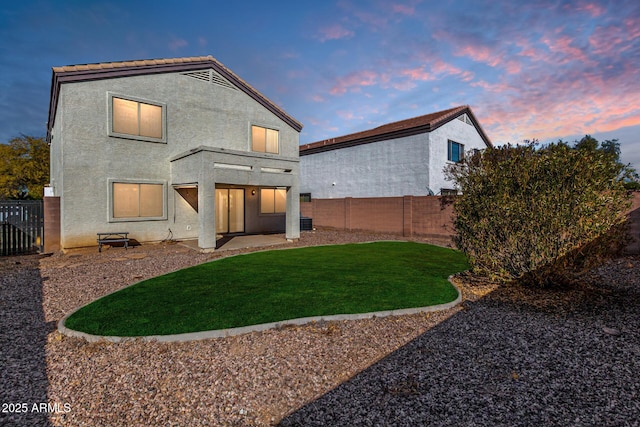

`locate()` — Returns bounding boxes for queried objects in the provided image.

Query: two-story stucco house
[47,56,302,251]
[299,105,492,198]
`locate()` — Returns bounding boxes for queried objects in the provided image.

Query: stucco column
[198,172,217,251]
[286,183,300,240]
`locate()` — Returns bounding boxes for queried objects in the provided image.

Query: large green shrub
[445,138,632,286]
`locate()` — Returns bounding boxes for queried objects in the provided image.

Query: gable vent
[182,69,237,90]
[457,113,473,126]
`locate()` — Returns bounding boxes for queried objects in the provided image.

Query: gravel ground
[1,230,638,426]
[280,258,640,427]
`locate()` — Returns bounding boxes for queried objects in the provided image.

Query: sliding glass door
[215,188,244,233]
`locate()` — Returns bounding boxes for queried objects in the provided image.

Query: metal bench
[97,232,130,252]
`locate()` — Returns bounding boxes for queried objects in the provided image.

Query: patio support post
[285,182,300,240]
[198,173,217,251]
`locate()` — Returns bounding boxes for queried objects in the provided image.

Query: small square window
[448,140,464,163]
[260,188,286,213]
[252,125,279,154]
[300,193,312,202]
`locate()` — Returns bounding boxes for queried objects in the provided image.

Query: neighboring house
[299,105,492,199]
[47,56,302,251]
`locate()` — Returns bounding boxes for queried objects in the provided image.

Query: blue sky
[1,0,639,169]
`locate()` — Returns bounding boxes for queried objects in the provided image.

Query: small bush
[445,138,632,287]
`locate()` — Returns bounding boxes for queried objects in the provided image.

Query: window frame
[259,187,287,214]
[107,92,167,143]
[447,140,465,163]
[108,179,168,222]
[251,124,280,154]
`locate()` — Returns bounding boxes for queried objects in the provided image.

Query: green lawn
[64,241,469,336]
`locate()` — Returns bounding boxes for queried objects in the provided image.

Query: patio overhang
[170,146,300,250]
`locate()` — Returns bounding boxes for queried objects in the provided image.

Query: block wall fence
[300,195,456,240]
[42,193,639,253]
[301,192,640,254]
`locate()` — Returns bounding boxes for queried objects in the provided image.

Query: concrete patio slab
[177,234,288,252]
[217,234,288,251]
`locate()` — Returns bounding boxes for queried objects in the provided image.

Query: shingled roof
[299,105,492,155]
[47,55,302,143]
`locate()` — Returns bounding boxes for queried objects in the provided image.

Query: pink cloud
[505,60,521,75]
[455,44,501,67]
[624,17,640,39]
[566,1,606,17]
[286,69,306,79]
[478,75,640,145]
[352,10,388,29]
[168,38,188,51]
[391,3,415,15]
[316,24,354,42]
[391,80,418,91]
[330,70,378,95]
[542,35,591,64]
[514,37,549,62]
[431,60,474,81]
[336,110,359,120]
[400,66,431,81]
[589,19,639,55]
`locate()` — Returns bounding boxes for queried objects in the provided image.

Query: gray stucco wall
[299,116,488,198]
[50,70,299,248]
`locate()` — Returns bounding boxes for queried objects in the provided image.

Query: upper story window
[448,140,464,163]
[252,125,279,154]
[108,93,166,143]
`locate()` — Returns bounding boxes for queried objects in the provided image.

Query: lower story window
[113,182,164,218]
[440,188,459,196]
[260,188,286,214]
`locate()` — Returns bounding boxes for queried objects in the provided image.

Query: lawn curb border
[58,276,462,343]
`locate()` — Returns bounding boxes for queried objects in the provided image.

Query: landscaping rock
[1,230,638,426]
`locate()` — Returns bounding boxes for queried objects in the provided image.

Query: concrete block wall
[301,196,455,239]
[302,192,640,254]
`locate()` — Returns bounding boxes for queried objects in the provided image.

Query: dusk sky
[1,0,639,169]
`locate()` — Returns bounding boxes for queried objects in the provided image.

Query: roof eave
[300,124,433,155]
[299,105,492,155]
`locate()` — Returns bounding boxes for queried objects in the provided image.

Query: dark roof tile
[299,105,491,155]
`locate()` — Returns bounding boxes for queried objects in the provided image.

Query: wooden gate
[0,201,44,256]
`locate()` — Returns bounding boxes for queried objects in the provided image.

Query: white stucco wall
[428,117,488,193]
[300,114,489,198]
[300,134,429,198]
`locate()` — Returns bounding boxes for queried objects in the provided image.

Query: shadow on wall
[0,255,56,427]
